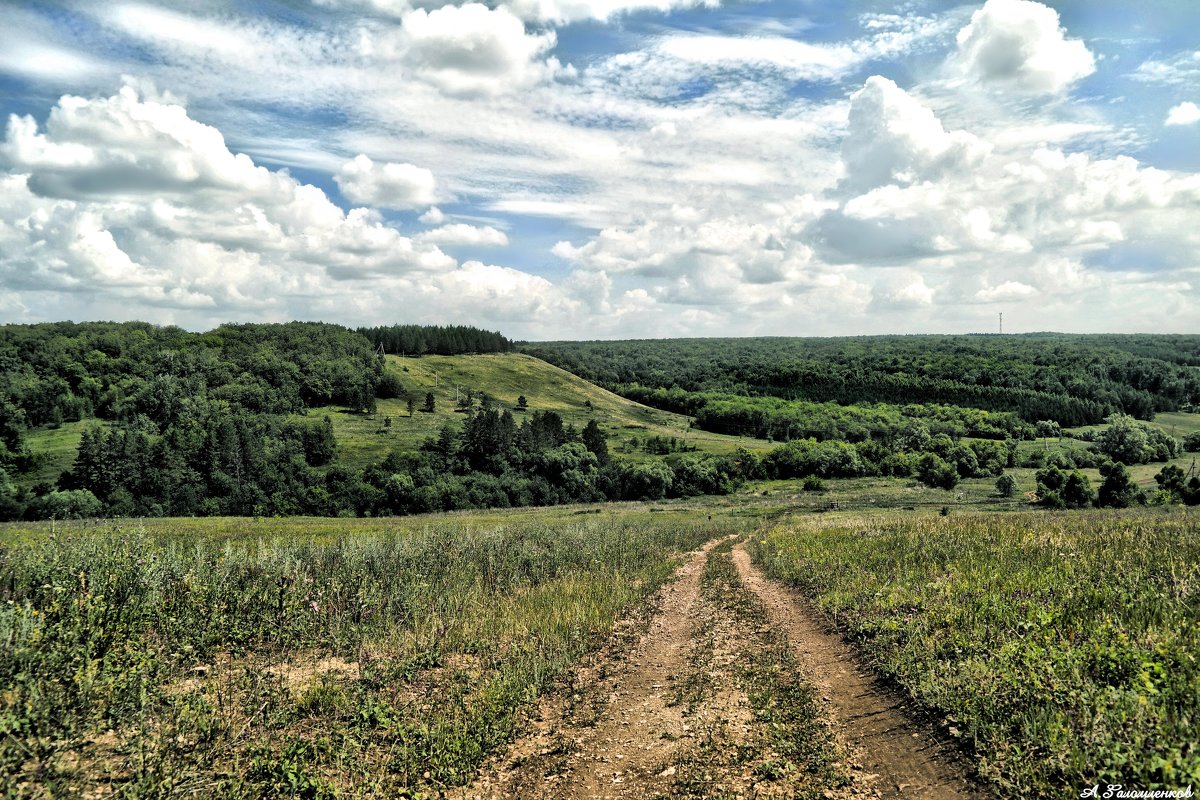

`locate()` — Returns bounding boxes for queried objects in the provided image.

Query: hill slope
[309,353,771,470]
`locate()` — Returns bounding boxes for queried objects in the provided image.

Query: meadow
[305,353,770,471]
[749,508,1200,797]
[0,505,744,798]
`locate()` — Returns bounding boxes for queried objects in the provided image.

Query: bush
[916,453,959,490]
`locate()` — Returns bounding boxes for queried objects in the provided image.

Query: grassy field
[0,504,747,799]
[749,508,1200,797]
[17,422,88,488]
[308,353,771,470]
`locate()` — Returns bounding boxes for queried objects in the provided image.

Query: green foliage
[1097,462,1144,508]
[358,324,511,356]
[1035,465,1096,509]
[621,386,1034,443]
[1152,465,1200,505]
[1183,431,1200,452]
[1094,413,1182,464]
[916,453,959,490]
[995,473,1017,497]
[763,439,865,480]
[750,512,1200,797]
[525,334,1200,426]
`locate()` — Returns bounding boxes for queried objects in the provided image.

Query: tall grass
[0,511,736,798]
[749,508,1200,797]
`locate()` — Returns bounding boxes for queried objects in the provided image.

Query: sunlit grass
[0,505,745,798]
[749,508,1200,797]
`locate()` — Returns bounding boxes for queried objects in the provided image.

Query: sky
[0,0,1198,339]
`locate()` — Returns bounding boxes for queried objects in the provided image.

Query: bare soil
[731,544,981,799]
[456,538,984,800]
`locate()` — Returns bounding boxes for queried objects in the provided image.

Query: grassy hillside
[11,353,769,488]
[307,352,771,470]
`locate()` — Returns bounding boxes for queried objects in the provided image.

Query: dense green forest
[523,335,1200,427]
[2,324,1197,521]
[357,324,512,356]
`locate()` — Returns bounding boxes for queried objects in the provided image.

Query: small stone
[659,766,676,778]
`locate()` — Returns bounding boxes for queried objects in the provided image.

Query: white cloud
[3,4,1200,337]
[954,0,1095,94]
[395,3,564,96]
[1165,102,1200,127]
[335,155,438,209]
[505,0,718,24]
[1132,50,1200,86]
[871,270,935,310]
[657,35,860,82]
[0,87,475,320]
[974,280,1036,302]
[840,76,990,192]
[415,223,509,247]
[425,261,578,325]
[419,206,446,225]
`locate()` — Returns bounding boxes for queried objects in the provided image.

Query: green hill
[14,352,768,489]
[307,352,771,470]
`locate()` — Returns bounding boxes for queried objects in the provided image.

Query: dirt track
[456,538,982,799]
[730,544,979,799]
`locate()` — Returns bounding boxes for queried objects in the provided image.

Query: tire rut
[455,537,726,800]
[731,543,983,800]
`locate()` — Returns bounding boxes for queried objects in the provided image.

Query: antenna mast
[998,312,1003,335]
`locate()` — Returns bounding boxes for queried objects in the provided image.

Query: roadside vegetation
[0,507,739,798]
[748,509,1200,797]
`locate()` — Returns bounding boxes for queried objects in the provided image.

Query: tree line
[523,334,1200,426]
[357,324,512,356]
[618,385,1035,442]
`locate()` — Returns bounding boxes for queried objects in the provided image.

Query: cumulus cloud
[810,77,1200,275]
[954,0,1095,94]
[335,155,437,209]
[394,3,564,96]
[415,223,509,247]
[426,261,577,324]
[0,86,479,319]
[419,206,446,225]
[1132,50,1200,86]
[870,270,935,310]
[839,76,990,192]
[1166,102,1200,127]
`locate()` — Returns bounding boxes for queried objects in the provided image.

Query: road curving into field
[458,537,984,799]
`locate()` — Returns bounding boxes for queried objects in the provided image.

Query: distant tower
[999,312,1003,335]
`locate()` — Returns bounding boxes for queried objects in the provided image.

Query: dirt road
[457,538,982,799]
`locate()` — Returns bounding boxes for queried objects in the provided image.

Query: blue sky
[0,0,1197,338]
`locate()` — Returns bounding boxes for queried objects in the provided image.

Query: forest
[2,323,1198,520]
[0,322,743,520]
[523,334,1200,426]
[356,324,512,356]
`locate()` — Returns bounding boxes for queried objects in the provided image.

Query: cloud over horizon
[0,0,1197,337]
